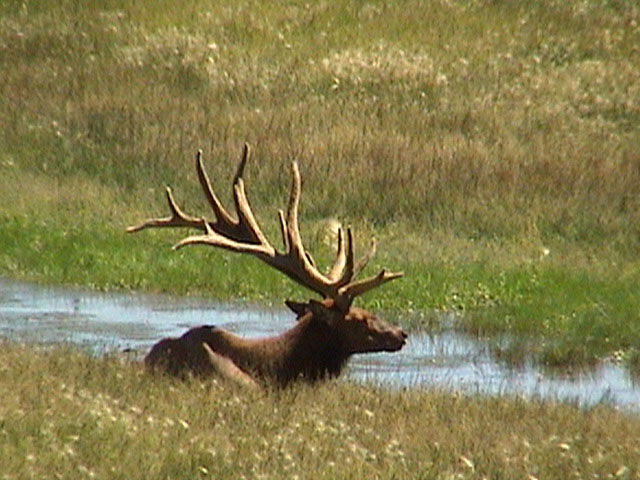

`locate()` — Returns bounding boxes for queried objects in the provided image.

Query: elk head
[285,298,407,354]
[127,144,406,384]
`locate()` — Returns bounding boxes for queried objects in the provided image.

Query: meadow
[1,343,639,479]
[1,1,640,477]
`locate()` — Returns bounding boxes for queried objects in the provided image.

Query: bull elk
[127,144,407,388]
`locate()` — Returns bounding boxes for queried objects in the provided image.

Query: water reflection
[0,278,637,410]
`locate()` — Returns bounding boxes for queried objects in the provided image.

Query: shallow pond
[1,278,638,410]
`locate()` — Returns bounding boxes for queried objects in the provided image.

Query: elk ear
[286,299,335,324]
[285,300,309,318]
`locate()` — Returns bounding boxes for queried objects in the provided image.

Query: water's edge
[1,278,637,410]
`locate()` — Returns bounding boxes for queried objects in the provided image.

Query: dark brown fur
[145,298,406,387]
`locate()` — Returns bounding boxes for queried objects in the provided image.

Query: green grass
[1,343,639,480]
[1,0,640,370]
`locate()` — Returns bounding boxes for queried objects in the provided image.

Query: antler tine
[280,161,335,296]
[277,210,289,253]
[327,228,355,287]
[338,270,404,300]
[331,234,402,308]
[173,218,275,256]
[233,143,250,186]
[326,228,346,282]
[232,179,272,247]
[284,161,302,254]
[353,237,376,278]
[228,143,264,244]
[283,161,316,275]
[196,147,260,243]
[195,149,235,227]
[126,186,205,233]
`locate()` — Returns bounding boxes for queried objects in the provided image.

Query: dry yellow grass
[2,0,638,244]
[1,343,638,479]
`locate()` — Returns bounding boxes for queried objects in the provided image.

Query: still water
[1,278,637,410]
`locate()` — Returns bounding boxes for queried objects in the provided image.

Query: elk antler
[127,144,403,308]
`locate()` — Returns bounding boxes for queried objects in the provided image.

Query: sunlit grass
[1,343,638,479]
[2,0,638,239]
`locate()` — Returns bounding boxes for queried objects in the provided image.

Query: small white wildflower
[178,418,190,430]
[460,455,474,470]
[615,466,630,477]
[436,73,448,86]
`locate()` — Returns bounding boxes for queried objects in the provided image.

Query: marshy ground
[1,278,638,410]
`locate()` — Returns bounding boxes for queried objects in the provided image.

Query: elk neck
[200,312,352,387]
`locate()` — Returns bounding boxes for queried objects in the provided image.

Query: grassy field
[1,0,640,373]
[1,3,640,478]
[1,343,638,479]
